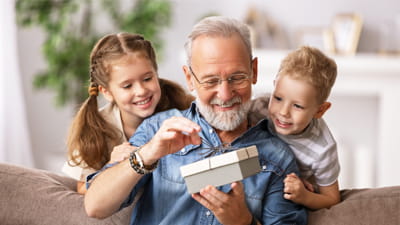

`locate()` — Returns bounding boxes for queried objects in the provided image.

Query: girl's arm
[77,181,87,194]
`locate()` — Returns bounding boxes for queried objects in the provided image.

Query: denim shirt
[92,103,307,225]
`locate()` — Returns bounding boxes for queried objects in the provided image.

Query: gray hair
[184,16,253,66]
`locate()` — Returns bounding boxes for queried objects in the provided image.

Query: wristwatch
[129,146,158,174]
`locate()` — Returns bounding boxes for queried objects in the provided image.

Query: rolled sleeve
[85,162,118,189]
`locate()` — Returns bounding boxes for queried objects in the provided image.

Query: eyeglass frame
[188,65,253,89]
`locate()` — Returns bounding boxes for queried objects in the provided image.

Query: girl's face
[101,53,161,123]
[267,74,326,135]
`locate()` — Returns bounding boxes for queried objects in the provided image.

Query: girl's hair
[184,16,253,67]
[67,33,193,170]
[157,78,195,112]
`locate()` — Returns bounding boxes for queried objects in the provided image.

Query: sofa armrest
[308,186,400,225]
[0,163,132,225]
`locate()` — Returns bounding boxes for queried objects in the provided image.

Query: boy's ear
[99,85,114,102]
[314,102,331,118]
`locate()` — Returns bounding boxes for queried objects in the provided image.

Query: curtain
[0,0,34,167]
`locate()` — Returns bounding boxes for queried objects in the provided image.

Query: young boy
[250,46,340,210]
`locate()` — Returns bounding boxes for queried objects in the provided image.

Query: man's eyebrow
[202,70,248,77]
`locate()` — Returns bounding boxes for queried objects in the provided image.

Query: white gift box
[180,145,261,194]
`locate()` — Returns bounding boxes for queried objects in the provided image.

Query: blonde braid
[88,83,99,96]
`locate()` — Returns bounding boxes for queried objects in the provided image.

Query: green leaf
[16,0,171,107]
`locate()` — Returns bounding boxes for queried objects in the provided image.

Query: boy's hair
[184,16,253,67]
[278,46,337,103]
[67,33,193,170]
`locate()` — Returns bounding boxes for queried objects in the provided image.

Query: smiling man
[84,16,307,225]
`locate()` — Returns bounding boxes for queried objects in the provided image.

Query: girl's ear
[314,102,331,118]
[99,85,114,102]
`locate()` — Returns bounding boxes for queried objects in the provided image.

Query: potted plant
[16,0,171,106]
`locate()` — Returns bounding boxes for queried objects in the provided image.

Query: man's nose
[215,80,234,101]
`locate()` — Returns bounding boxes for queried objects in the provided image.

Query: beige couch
[1,163,399,225]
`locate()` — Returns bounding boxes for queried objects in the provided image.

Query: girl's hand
[109,142,136,163]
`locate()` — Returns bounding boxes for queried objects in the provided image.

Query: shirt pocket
[243,158,285,200]
[158,144,201,184]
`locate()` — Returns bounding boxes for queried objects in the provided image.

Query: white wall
[159,0,400,85]
[17,1,400,188]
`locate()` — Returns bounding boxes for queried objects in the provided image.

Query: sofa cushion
[308,186,400,225]
[0,163,132,225]
[1,163,400,225]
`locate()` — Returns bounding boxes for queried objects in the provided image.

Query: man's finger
[230,181,244,196]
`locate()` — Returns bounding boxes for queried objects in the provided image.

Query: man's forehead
[190,37,250,67]
[191,33,245,49]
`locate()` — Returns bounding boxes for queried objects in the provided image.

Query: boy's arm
[284,174,340,210]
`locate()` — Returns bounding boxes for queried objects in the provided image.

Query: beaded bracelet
[129,146,158,174]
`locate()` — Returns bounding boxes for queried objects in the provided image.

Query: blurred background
[1,0,400,189]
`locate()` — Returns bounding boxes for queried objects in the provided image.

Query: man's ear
[314,102,331,118]
[251,57,258,85]
[183,65,195,91]
[99,85,114,102]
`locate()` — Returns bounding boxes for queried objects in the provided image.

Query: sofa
[1,163,399,225]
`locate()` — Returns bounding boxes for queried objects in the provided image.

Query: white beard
[196,96,251,131]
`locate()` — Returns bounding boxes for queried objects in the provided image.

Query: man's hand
[192,182,253,225]
[140,116,202,165]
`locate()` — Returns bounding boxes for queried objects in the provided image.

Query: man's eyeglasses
[189,66,251,90]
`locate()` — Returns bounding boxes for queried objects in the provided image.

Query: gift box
[180,145,261,194]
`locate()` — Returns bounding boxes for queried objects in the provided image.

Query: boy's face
[268,74,329,135]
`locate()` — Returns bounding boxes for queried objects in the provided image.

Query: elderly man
[85,16,307,225]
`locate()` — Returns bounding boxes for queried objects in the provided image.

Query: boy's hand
[283,173,309,204]
[302,178,315,192]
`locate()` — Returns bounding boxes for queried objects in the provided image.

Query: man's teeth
[136,98,150,105]
[220,103,233,107]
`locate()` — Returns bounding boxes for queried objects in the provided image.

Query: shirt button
[206,211,211,216]
[180,148,185,153]
[209,129,213,133]
[262,165,267,170]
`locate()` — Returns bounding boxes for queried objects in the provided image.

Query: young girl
[63,32,194,194]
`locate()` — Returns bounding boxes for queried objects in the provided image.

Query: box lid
[180,145,258,177]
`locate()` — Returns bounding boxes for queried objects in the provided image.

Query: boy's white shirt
[249,95,340,186]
